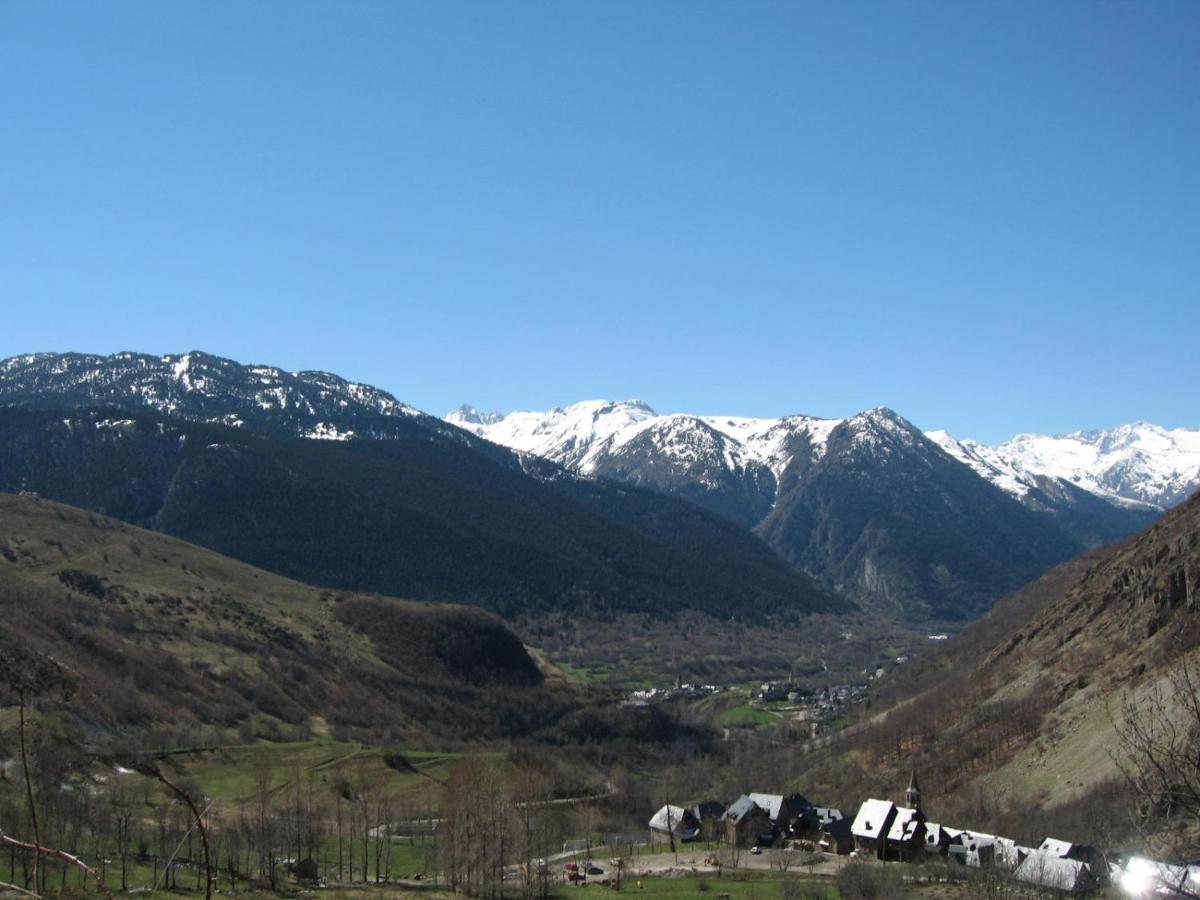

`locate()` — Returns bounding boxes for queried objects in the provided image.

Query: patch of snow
[304,423,355,441]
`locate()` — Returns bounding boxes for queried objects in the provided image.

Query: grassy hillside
[0,492,574,747]
[785,490,1199,846]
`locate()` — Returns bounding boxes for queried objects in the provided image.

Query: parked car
[587,865,604,875]
[750,846,763,855]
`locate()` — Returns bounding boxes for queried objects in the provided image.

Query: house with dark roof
[691,801,727,842]
[748,792,810,829]
[791,806,845,842]
[693,800,727,821]
[817,816,854,855]
[884,805,926,862]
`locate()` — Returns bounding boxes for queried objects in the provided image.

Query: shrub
[835,860,904,899]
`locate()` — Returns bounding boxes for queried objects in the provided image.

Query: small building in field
[758,682,789,701]
[722,795,776,848]
[648,804,700,844]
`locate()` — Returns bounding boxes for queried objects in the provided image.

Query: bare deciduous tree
[1110,651,1200,848]
[0,638,76,897]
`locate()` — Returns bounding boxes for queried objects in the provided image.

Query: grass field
[719,703,780,728]
[156,739,470,806]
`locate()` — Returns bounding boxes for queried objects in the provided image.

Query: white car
[750,846,763,855]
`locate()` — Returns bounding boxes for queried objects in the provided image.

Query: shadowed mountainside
[0,403,844,620]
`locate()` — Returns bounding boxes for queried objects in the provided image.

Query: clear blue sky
[1,2,1196,442]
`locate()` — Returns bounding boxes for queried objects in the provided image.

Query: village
[625,679,870,742]
[634,773,1200,897]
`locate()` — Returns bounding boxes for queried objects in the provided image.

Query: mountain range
[0,352,842,621]
[449,400,1196,618]
[448,400,1198,515]
[1,350,1193,624]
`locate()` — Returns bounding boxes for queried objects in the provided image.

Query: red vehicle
[565,862,586,883]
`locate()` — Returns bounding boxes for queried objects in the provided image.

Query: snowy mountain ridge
[0,351,430,441]
[449,401,1199,513]
[446,399,844,486]
[930,422,1200,511]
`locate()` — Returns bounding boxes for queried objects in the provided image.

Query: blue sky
[1,2,1196,442]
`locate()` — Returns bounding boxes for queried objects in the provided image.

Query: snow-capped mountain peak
[0,350,424,439]
[446,399,661,472]
[930,423,1200,510]
[448,404,504,427]
[447,400,846,484]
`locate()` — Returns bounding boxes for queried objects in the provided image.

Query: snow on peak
[926,430,1034,498]
[447,404,504,427]
[447,399,659,471]
[929,422,1200,510]
[840,407,923,455]
[0,350,424,437]
[444,400,844,483]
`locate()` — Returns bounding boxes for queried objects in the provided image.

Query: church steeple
[905,769,922,812]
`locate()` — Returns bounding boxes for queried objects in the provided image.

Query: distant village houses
[643,768,1171,897]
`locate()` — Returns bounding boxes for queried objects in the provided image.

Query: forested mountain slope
[0,404,843,619]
